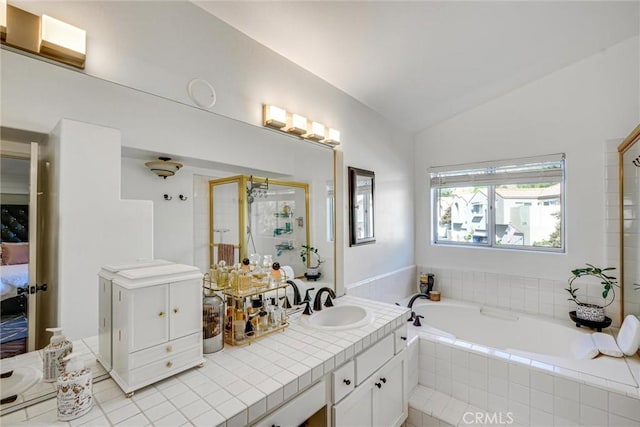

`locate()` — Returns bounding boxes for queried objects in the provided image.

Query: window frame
[430,154,565,253]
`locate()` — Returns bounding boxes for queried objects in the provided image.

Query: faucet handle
[301,300,313,315]
[407,311,416,322]
[303,288,315,303]
[279,295,292,309]
[324,294,334,308]
[413,315,424,327]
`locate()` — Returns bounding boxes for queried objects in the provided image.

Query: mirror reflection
[0,47,336,414]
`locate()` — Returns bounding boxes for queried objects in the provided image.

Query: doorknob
[27,284,48,294]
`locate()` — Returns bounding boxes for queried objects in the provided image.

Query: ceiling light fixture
[261,104,341,147]
[145,157,183,179]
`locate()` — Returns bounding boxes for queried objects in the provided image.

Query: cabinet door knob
[400,336,407,341]
[166,346,173,353]
[343,379,351,386]
[166,361,173,368]
[375,382,382,389]
[173,307,179,314]
[158,311,165,317]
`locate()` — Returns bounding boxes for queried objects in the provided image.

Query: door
[130,284,169,351]
[333,380,372,427]
[26,142,39,351]
[169,279,201,339]
[372,355,406,427]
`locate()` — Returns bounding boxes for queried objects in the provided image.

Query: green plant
[300,244,322,268]
[565,263,618,307]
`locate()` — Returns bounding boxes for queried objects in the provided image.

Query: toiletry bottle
[57,353,93,421]
[43,327,73,382]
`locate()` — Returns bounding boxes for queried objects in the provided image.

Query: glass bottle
[202,287,224,353]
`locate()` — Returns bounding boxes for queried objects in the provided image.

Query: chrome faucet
[286,280,303,305]
[313,287,337,311]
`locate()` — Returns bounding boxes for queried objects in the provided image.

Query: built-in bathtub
[407,298,640,426]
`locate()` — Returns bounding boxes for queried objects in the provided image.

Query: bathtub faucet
[405,293,430,323]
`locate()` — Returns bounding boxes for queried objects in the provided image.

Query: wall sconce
[1,2,86,69]
[262,104,341,147]
[145,157,183,179]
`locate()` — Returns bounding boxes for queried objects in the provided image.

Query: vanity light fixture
[261,104,341,147]
[0,2,86,69]
[263,104,287,129]
[40,14,86,69]
[145,157,183,179]
[323,128,341,146]
[0,0,7,41]
[286,113,308,136]
[304,121,326,141]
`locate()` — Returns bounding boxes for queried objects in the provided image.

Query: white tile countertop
[1,295,409,426]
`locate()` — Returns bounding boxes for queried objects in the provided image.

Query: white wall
[415,36,639,285]
[50,120,153,339]
[6,1,415,290]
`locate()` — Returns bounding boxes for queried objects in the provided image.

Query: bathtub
[410,298,640,388]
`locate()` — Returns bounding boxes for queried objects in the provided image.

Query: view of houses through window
[431,155,564,251]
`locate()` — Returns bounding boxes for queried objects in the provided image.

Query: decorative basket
[575,303,605,322]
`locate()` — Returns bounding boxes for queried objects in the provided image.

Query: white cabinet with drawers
[108,263,203,396]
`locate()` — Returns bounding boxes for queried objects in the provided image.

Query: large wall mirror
[0,48,336,414]
[619,124,640,319]
[348,167,375,246]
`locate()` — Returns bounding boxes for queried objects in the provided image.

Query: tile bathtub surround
[346,264,417,303]
[1,295,409,426]
[418,265,623,328]
[413,334,640,427]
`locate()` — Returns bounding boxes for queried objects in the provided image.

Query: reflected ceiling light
[304,121,325,141]
[323,128,341,146]
[40,14,86,68]
[286,113,308,135]
[263,104,287,129]
[145,157,183,179]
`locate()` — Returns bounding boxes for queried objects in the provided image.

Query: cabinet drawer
[129,333,200,370]
[332,360,355,403]
[355,334,394,385]
[394,323,408,354]
[128,345,201,386]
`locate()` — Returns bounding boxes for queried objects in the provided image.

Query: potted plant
[300,244,323,280]
[565,263,618,322]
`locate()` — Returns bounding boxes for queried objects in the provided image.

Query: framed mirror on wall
[348,167,375,246]
[619,124,640,319]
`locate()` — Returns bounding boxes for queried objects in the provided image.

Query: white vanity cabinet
[333,332,407,427]
[109,264,203,395]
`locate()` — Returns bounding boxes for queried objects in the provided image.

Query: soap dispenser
[43,327,73,382]
[56,353,93,421]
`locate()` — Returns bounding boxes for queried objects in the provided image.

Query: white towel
[617,315,640,356]
[571,334,599,359]
[592,333,623,357]
[281,265,295,281]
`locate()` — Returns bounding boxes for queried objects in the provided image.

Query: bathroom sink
[300,305,374,330]
[1,366,42,400]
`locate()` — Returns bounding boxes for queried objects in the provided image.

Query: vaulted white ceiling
[195,1,639,133]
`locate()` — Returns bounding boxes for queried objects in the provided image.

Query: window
[431,154,565,251]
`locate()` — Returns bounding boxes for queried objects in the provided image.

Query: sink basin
[300,305,374,330]
[1,366,42,400]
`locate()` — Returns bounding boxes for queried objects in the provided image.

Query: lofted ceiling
[194,1,639,134]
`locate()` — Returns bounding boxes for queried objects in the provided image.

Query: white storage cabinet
[109,264,203,396]
[333,329,407,427]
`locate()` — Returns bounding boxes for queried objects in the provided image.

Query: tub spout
[407,293,430,309]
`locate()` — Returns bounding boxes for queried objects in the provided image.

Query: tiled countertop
[1,295,409,426]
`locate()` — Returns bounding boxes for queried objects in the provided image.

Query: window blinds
[429,153,565,188]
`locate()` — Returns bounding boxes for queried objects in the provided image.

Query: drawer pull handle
[158,311,165,317]
[173,307,179,314]
[166,361,173,368]
[400,336,407,341]
[375,382,382,389]
[343,379,351,386]
[380,377,387,383]
[166,346,173,353]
